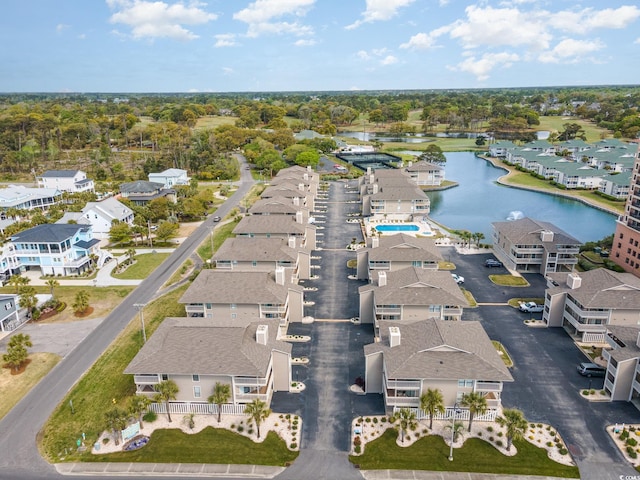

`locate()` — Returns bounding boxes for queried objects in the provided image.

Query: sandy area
[351,415,575,467]
[607,424,640,467]
[93,412,301,455]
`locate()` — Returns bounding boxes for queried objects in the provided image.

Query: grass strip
[38,285,189,462]
[351,429,579,478]
[0,352,61,420]
[86,428,297,466]
[112,253,171,280]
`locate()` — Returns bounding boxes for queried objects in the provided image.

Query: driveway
[444,247,639,479]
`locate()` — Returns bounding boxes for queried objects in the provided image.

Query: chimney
[295,210,303,224]
[369,173,375,184]
[275,266,285,285]
[256,324,268,345]
[293,196,300,206]
[367,167,372,175]
[378,271,387,287]
[372,183,379,194]
[408,161,413,167]
[567,272,582,289]
[303,172,309,181]
[540,230,554,242]
[389,326,401,347]
[288,236,296,248]
[372,236,379,248]
[307,165,312,173]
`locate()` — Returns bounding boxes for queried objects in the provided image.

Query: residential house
[79,197,134,238]
[364,318,513,416]
[148,168,190,189]
[233,214,317,250]
[491,217,581,275]
[358,266,469,329]
[37,170,95,193]
[599,172,632,200]
[356,233,442,281]
[0,185,62,215]
[179,268,304,334]
[489,141,517,158]
[212,236,312,280]
[119,180,176,206]
[125,318,292,411]
[403,161,444,187]
[260,184,315,212]
[544,269,640,342]
[0,294,20,332]
[8,223,101,276]
[552,163,605,190]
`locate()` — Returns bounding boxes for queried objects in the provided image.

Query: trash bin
[94,442,100,451]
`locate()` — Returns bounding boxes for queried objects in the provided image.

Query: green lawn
[112,253,171,280]
[489,275,530,287]
[39,285,189,463]
[87,428,297,465]
[197,218,240,261]
[537,116,608,143]
[351,430,579,478]
[193,115,236,130]
[492,341,514,367]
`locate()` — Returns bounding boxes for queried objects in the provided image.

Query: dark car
[213,216,221,222]
[577,362,606,377]
[485,259,503,268]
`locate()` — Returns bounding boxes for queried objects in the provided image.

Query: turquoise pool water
[375,224,420,232]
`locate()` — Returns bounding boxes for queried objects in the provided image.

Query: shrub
[353,436,362,446]
[496,440,503,447]
[550,430,556,436]
[142,411,157,423]
[537,423,543,428]
[547,441,553,447]
[381,417,387,423]
[629,450,638,459]
[237,426,244,433]
[489,436,494,442]
[546,426,551,431]
[530,423,535,428]
[373,417,378,424]
[589,389,596,395]
[354,445,361,454]
[365,417,371,423]
[487,426,494,432]
[478,432,482,437]
[559,448,568,455]
[529,436,534,440]
[102,437,110,445]
[620,430,630,440]
[290,443,297,449]
[497,432,503,437]
[248,429,253,435]
[582,390,590,395]
[627,437,638,447]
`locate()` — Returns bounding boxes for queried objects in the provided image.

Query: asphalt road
[0,158,255,480]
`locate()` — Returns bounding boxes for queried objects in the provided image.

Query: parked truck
[518,301,544,313]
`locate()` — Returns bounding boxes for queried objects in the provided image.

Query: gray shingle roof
[405,161,443,172]
[359,266,468,306]
[82,197,133,221]
[364,318,513,382]
[370,186,429,201]
[179,270,302,304]
[492,217,580,246]
[40,170,80,178]
[366,234,442,262]
[233,215,312,235]
[606,325,640,363]
[124,317,291,376]
[119,180,165,194]
[547,269,640,309]
[212,237,300,263]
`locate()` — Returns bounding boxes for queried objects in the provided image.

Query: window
[457,379,473,388]
[193,386,201,398]
[192,374,200,382]
[161,374,168,381]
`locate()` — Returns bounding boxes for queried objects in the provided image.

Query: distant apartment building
[611,145,640,275]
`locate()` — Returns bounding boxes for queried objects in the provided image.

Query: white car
[518,301,544,313]
[451,273,464,285]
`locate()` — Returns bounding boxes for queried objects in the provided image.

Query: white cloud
[449,5,551,51]
[380,55,398,65]
[438,0,450,6]
[215,33,238,47]
[107,0,217,41]
[400,26,449,50]
[294,38,316,46]
[56,24,70,34]
[635,37,640,44]
[452,52,519,81]
[538,38,605,63]
[357,50,371,60]
[222,67,234,75]
[346,0,415,29]
[77,33,86,40]
[233,0,315,38]
[549,6,640,34]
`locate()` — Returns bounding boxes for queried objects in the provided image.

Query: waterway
[426,152,617,243]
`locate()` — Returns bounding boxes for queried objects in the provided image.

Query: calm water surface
[426,152,617,243]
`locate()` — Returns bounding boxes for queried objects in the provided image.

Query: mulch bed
[74,307,95,318]
[2,358,32,375]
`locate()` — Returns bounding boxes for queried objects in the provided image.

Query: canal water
[426,152,618,243]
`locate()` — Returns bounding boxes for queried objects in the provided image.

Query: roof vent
[256,325,268,345]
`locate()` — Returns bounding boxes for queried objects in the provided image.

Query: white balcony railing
[134,374,159,385]
[476,382,503,392]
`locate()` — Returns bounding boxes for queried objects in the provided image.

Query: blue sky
[1,0,639,93]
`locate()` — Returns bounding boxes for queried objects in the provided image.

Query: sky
[1,0,640,93]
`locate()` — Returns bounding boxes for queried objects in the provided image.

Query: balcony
[476,381,503,392]
[375,306,401,316]
[134,374,160,385]
[384,390,420,408]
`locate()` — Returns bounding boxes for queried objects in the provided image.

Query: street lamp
[133,303,147,344]
[448,402,460,461]
[209,226,214,259]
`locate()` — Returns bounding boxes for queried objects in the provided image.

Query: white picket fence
[582,332,605,344]
[149,402,246,416]
[395,406,498,423]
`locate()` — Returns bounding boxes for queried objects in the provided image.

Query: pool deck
[365,219,434,237]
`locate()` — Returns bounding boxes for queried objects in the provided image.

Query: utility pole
[133,303,147,343]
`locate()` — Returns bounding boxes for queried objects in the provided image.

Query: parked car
[213,216,221,222]
[451,273,465,285]
[485,259,503,268]
[577,362,606,377]
[518,301,544,313]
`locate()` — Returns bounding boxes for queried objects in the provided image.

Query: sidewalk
[56,463,284,478]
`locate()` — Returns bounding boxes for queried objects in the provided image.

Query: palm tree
[460,392,488,432]
[445,420,465,443]
[420,388,445,430]
[208,382,231,423]
[104,408,128,446]
[244,399,271,439]
[396,408,418,443]
[126,248,136,265]
[472,232,485,247]
[45,278,59,300]
[72,289,90,315]
[8,275,29,294]
[459,230,472,248]
[154,380,179,422]
[496,408,528,451]
[128,394,151,429]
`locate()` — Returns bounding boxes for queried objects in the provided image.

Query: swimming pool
[375,224,420,232]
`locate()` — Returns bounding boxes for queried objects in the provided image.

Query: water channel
[424,152,618,243]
